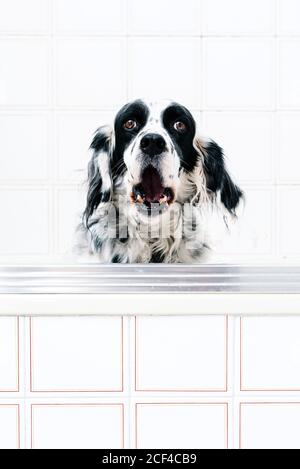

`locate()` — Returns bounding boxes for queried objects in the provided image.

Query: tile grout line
[22,317,27,448]
[127,316,132,449]
[49,0,57,257]
[274,0,281,259]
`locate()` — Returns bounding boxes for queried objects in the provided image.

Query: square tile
[241,317,300,390]
[279,40,300,108]
[240,403,300,449]
[55,0,124,34]
[278,187,300,255]
[128,38,200,109]
[0,189,49,254]
[128,0,199,35]
[202,0,274,35]
[0,39,49,107]
[56,38,126,108]
[0,114,49,181]
[56,112,113,181]
[30,316,123,391]
[0,405,19,449]
[278,0,300,34]
[278,113,300,182]
[31,403,124,448]
[219,188,273,255]
[56,187,86,254]
[203,39,274,109]
[202,112,273,183]
[0,318,19,391]
[0,0,49,33]
[135,316,227,391]
[136,403,228,449]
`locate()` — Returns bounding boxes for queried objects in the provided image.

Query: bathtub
[0,264,300,449]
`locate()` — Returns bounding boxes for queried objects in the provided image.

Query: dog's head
[83,99,242,224]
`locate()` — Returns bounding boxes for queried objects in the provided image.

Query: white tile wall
[202,0,274,35]
[0,405,19,449]
[240,403,300,449]
[56,38,126,108]
[0,0,49,34]
[241,317,300,390]
[203,38,274,110]
[0,114,49,181]
[0,318,19,391]
[0,189,49,255]
[135,316,227,391]
[278,0,300,35]
[31,403,124,449]
[128,37,201,108]
[135,402,228,449]
[215,188,273,257]
[56,111,113,181]
[202,112,274,184]
[278,187,300,256]
[278,113,300,182]
[55,0,125,35]
[0,0,299,262]
[1,313,299,448]
[30,317,123,392]
[128,0,199,35]
[279,40,300,108]
[56,187,86,254]
[1,0,300,450]
[0,39,49,107]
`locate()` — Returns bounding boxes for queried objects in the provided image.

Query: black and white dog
[76,99,243,263]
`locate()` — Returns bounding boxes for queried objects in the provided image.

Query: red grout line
[17,404,20,449]
[240,317,243,391]
[17,317,20,393]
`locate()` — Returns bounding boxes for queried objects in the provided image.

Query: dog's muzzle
[131,166,175,215]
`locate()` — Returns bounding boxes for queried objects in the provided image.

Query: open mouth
[130,166,175,214]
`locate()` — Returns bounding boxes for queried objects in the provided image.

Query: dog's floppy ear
[201,140,243,214]
[83,125,113,225]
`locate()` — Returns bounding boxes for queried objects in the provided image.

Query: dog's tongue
[141,166,164,203]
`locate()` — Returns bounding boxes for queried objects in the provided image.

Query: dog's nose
[140,133,166,156]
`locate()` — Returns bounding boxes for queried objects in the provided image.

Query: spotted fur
[76,100,243,263]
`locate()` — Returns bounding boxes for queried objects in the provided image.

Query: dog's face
[113,99,197,215]
[83,99,242,225]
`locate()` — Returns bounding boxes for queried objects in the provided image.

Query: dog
[76,99,243,263]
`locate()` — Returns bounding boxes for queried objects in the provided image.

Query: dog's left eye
[123,119,137,130]
[173,121,187,133]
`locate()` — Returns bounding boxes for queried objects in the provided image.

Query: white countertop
[0,264,299,316]
[1,264,300,294]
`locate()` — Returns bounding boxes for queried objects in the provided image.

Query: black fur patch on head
[204,141,243,214]
[112,100,149,178]
[162,103,198,172]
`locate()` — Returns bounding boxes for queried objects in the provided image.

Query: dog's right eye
[123,119,137,130]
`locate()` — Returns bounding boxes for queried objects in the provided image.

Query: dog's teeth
[159,195,168,204]
[136,194,144,203]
